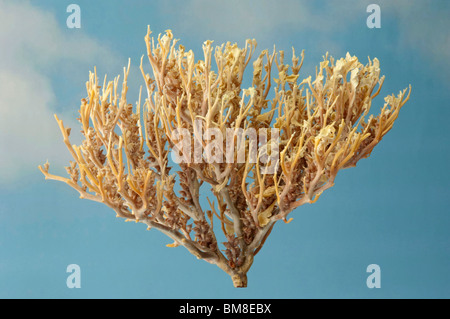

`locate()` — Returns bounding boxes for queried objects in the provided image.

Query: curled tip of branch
[166,241,180,248]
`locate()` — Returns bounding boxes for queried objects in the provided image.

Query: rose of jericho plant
[39,26,410,287]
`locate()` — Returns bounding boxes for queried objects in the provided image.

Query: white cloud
[0,0,120,187]
[160,0,449,76]
[381,0,450,73]
[158,0,335,46]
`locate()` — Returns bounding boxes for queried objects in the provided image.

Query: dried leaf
[258,200,276,227]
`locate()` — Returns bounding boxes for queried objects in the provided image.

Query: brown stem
[231,273,248,288]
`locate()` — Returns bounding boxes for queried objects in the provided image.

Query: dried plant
[39,26,410,287]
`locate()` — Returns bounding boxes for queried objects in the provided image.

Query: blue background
[0,0,449,298]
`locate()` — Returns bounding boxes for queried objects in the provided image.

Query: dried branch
[39,26,410,287]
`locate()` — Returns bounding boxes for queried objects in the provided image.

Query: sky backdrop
[0,0,449,298]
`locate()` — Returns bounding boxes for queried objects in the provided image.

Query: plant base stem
[232,273,248,288]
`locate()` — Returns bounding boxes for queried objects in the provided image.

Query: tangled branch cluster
[39,27,410,287]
